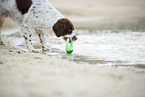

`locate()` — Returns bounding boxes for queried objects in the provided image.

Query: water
[43,30,145,68]
[3,29,145,69]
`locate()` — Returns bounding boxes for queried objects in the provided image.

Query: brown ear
[53,19,66,37]
[16,0,32,14]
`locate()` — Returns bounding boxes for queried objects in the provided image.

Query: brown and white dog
[0,0,77,52]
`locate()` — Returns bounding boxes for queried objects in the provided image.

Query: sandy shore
[1,0,145,97]
[0,45,145,97]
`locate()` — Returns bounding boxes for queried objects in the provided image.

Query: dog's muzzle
[62,34,77,42]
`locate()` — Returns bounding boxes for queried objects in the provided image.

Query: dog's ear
[52,19,66,37]
[53,18,74,37]
[16,0,32,14]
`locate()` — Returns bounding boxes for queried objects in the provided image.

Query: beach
[1,0,145,97]
[0,45,145,97]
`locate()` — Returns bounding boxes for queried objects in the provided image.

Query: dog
[0,0,77,52]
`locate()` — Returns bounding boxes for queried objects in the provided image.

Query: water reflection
[45,48,145,69]
[65,54,74,61]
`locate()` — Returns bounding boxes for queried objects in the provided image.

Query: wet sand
[1,0,145,97]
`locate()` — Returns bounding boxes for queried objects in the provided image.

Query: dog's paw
[42,46,51,52]
[31,50,39,53]
[0,41,5,45]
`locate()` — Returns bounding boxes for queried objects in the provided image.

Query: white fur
[24,0,64,28]
[0,0,65,52]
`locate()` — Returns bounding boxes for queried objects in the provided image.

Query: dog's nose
[63,35,77,41]
[63,34,77,43]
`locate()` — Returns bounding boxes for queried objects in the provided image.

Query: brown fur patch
[16,0,32,14]
[52,18,74,37]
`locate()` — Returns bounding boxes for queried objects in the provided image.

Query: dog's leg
[21,26,35,52]
[0,14,7,45]
[35,29,50,51]
[0,20,4,45]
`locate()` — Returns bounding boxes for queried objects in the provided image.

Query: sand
[1,0,145,97]
[0,45,145,97]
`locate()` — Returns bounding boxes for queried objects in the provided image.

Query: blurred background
[49,0,145,30]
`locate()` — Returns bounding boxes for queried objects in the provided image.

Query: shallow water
[3,29,145,69]
[43,30,145,68]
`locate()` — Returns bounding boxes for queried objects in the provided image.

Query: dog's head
[52,18,77,42]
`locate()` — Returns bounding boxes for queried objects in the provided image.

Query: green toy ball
[65,38,73,54]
